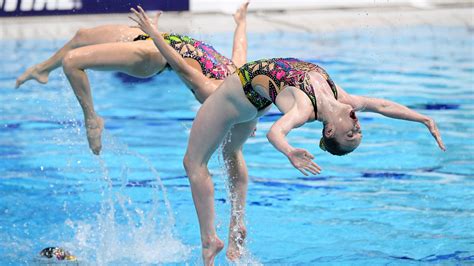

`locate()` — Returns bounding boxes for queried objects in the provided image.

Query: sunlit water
[1,25,473,265]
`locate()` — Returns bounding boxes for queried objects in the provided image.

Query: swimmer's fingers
[426,118,446,151]
[434,133,446,151]
[306,164,320,175]
[154,11,163,26]
[432,127,446,151]
[137,6,159,30]
[437,139,446,151]
[309,161,322,172]
[297,167,309,176]
[304,160,321,175]
[128,16,141,27]
[131,6,148,25]
[308,162,321,175]
[137,5,146,13]
[288,148,319,175]
[434,124,446,151]
[130,8,145,26]
[129,15,146,30]
[296,160,320,176]
[297,164,320,176]
[130,7,141,20]
[130,6,158,34]
[137,5,150,21]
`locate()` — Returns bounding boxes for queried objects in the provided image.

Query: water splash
[60,153,191,265]
[53,124,191,264]
[217,133,262,265]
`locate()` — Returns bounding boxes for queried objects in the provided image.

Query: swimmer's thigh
[186,75,257,164]
[65,41,166,77]
[74,24,145,44]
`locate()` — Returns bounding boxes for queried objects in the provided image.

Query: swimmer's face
[333,108,362,152]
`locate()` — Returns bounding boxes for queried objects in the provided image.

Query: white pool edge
[0,4,472,40]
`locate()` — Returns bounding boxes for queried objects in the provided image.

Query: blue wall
[0,0,189,17]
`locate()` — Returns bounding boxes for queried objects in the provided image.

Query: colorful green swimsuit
[133,33,236,80]
[237,58,338,115]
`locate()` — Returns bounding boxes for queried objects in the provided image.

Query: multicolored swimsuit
[133,33,236,80]
[237,58,338,116]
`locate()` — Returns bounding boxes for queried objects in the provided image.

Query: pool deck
[0,2,472,40]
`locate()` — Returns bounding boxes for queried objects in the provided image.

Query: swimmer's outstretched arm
[129,6,195,77]
[231,1,250,67]
[338,87,446,151]
[266,93,322,176]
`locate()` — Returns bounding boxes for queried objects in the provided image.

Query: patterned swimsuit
[237,58,338,116]
[134,33,236,80]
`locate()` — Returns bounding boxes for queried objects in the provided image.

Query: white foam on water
[233,250,263,266]
[63,202,192,265]
[58,131,192,265]
[60,155,192,265]
[29,74,193,265]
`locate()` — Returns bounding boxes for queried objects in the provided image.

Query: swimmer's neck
[309,72,344,123]
[316,94,344,123]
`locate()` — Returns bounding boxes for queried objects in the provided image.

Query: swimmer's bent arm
[130,7,194,77]
[267,102,321,176]
[351,95,446,151]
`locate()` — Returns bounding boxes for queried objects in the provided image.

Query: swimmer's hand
[287,148,321,176]
[424,118,446,151]
[129,6,161,37]
[233,1,250,25]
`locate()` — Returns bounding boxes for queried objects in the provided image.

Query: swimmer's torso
[134,33,236,80]
[237,58,338,115]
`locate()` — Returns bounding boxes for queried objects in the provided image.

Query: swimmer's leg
[62,41,165,155]
[231,1,249,68]
[222,118,258,261]
[16,25,144,88]
[183,76,257,265]
[183,108,231,266]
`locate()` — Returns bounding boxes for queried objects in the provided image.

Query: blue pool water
[1,25,473,265]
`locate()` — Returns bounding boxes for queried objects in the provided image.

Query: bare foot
[15,65,49,88]
[202,236,224,266]
[226,224,247,261]
[85,116,104,155]
[233,1,250,25]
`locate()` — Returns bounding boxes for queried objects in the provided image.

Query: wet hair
[319,127,354,156]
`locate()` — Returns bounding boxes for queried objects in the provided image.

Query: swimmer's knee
[183,154,208,181]
[62,51,78,73]
[183,154,194,174]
